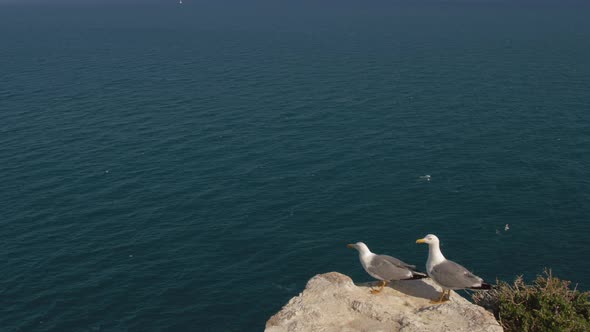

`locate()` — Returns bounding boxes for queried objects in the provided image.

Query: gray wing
[430,260,484,289]
[379,255,417,270]
[366,255,413,281]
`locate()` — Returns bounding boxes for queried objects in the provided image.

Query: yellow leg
[430,289,450,304]
[370,280,388,294]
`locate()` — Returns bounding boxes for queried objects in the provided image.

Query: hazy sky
[0,0,167,3]
[0,0,584,7]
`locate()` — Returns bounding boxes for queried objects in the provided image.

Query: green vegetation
[472,269,590,332]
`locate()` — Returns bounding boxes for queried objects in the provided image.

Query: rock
[265,272,503,332]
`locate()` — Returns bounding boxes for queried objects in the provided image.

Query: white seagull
[416,234,491,303]
[347,242,427,294]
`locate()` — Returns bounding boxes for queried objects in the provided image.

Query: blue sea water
[1,1,590,331]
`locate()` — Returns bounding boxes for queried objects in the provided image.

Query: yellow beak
[347,244,355,248]
[416,239,426,244]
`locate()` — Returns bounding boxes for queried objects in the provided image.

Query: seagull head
[347,242,370,253]
[416,234,440,245]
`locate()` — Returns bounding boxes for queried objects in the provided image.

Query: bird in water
[347,242,428,294]
[419,175,432,182]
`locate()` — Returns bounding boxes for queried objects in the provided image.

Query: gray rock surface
[266,272,503,332]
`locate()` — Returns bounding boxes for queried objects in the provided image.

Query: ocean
[1,1,589,331]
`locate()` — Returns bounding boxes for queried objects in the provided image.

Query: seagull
[416,234,491,303]
[347,242,428,294]
[504,224,510,232]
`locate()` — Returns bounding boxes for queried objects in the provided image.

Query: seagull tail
[407,271,428,280]
[471,282,492,290]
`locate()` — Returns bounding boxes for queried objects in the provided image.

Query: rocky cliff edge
[266,272,502,332]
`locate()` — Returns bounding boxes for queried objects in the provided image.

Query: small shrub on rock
[472,269,590,332]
